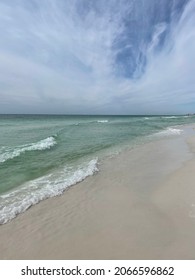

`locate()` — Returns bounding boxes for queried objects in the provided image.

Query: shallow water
[0,114,195,223]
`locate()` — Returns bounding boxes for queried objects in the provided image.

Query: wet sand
[0,125,195,259]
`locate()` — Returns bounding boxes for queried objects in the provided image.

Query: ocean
[0,114,194,224]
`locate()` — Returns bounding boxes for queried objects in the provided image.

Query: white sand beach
[0,125,195,259]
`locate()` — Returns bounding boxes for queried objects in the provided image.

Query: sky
[0,0,195,115]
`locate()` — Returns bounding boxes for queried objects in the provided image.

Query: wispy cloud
[0,0,194,114]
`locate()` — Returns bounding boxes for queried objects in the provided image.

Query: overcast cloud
[0,0,194,114]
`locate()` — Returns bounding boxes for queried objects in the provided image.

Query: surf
[0,136,57,164]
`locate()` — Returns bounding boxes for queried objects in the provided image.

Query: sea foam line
[0,158,98,224]
[0,136,56,163]
[162,116,178,119]
[97,120,108,123]
[154,127,183,137]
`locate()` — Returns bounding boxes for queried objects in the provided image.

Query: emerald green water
[0,114,194,224]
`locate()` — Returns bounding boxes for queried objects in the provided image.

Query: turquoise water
[0,114,195,224]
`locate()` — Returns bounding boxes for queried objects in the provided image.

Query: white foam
[162,116,178,119]
[0,136,56,163]
[0,158,98,224]
[155,127,183,137]
[97,120,108,123]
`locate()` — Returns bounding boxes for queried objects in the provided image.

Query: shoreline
[0,124,195,259]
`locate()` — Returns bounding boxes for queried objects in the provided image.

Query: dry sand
[0,125,195,259]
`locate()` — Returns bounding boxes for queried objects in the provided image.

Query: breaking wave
[97,120,108,123]
[154,127,183,137]
[0,136,56,163]
[0,158,98,224]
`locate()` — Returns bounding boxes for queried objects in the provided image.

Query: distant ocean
[0,114,194,224]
